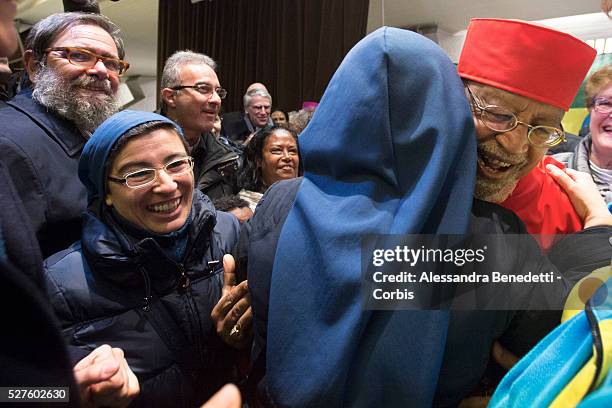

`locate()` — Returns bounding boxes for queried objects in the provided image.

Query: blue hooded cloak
[266,27,477,407]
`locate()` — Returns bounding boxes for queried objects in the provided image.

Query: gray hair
[25,12,125,65]
[243,88,272,109]
[161,50,217,89]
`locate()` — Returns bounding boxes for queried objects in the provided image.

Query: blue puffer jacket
[44,191,240,407]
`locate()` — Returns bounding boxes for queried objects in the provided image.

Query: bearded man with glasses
[0,12,126,257]
[457,19,612,251]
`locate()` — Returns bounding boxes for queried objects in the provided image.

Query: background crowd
[1,0,612,407]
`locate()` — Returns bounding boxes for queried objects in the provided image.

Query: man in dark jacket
[160,50,240,201]
[0,12,126,257]
[0,8,138,407]
[221,83,273,144]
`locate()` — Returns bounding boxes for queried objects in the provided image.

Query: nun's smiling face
[105,128,194,234]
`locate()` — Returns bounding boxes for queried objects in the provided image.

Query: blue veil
[266,27,477,406]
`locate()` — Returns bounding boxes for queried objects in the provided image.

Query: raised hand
[211,254,253,348]
[73,344,139,407]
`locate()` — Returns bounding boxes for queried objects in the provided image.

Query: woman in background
[555,65,612,206]
[237,125,301,211]
[270,109,289,127]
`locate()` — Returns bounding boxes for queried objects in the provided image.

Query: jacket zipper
[178,263,206,366]
[139,267,153,312]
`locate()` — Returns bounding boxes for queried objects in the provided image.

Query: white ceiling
[16,0,158,76]
[368,0,604,33]
[14,0,612,78]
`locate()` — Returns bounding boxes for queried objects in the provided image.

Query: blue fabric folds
[78,110,183,204]
[490,277,612,407]
[266,27,477,407]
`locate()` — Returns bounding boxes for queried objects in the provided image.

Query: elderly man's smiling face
[28,23,122,134]
[468,82,565,203]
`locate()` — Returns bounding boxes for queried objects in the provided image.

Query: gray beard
[32,65,120,136]
[474,176,519,203]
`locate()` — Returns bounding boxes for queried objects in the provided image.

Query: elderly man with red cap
[458,18,612,250]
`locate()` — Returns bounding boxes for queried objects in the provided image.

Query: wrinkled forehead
[179,63,220,86]
[469,81,564,123]
[51,24,119,56]
[249,95,271,107]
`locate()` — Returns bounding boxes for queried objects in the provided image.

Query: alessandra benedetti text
[372,271,557,283]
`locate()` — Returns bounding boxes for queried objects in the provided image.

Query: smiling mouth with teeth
[148,198,181,213]
[477,150,517,174]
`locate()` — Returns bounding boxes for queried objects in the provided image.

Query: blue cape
[266,27,477,406]
[78,110,183,204]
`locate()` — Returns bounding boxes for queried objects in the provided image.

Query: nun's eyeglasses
[465,85,566,148]
[108,157,194,189]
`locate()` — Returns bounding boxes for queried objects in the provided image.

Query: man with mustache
[457,19,612,249]
[0,12,126,257]
[0,5,140,407]
[160,51,240,200]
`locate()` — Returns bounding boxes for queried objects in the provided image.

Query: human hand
[200,384,241,408]
[491,341,518,370]
[73,344,140,408]
[547,164,612,228]
[211,254,253,349]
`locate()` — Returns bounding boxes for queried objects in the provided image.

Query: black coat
[0,94,86,257]
[44,192,241,407]
[192,132,240,201]
[235,177,612,407]
[221,111,251,143]
[0,161,79,405]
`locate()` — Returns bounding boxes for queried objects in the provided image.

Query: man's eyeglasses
[171,83,227,99]
[108,157,194,189]
[465,85,566,148]
[593,97,612,114]
[45,47,130,76]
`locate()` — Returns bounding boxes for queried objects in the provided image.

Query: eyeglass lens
[594,98,612,114]
[194,84,227,99]
[471,92,563,146]
[125,158,192,187]
[66,49,126,74]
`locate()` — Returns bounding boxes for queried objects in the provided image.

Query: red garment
[500,156,582,251]
[458,18,596,111]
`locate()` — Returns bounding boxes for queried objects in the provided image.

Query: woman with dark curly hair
[238,125,302,211]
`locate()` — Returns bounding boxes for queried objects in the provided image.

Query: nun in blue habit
[238,26,477,407]
[266,27,476,407]
[238,24,612,408]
